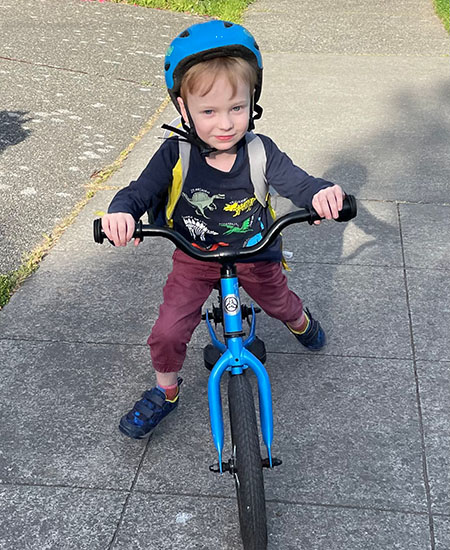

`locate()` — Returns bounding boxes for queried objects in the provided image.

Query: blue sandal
[119,378,183,439]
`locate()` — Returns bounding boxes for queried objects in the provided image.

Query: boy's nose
[217,113,233,130]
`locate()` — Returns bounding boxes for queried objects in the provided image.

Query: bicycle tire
[228,372,267,550]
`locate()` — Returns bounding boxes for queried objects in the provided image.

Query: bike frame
[206,263,274,473]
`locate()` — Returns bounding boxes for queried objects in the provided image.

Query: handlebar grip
[308,194,357,224]
[93,218,144,245]
[336,194,357,222]
[93,218,104,243]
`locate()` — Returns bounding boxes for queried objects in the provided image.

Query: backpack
[161,117,297,228]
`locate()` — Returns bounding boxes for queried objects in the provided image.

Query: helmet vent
[254,41,260,50]
[165,62,170,71]
[179,30,190,38]
[223,21,233,28]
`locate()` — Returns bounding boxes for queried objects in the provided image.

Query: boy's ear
[177,97,189,125]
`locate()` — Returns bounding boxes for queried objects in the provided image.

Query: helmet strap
[247,95,263,131]
[253,103,263,121]
[182,108,217,157]
[161,117,216,157]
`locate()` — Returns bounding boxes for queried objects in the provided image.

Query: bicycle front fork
[206,268,274,472]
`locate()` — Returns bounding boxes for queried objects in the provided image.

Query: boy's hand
[311,185,344,225]
[101,212,140,247]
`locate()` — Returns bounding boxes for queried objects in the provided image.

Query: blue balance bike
[93,194,357,550]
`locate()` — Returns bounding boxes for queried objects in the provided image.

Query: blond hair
[179,57,257,101]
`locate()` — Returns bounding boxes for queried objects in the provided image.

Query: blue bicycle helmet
[164,20,263,127]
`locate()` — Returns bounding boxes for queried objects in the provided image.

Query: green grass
[0,244,49,309]
[434,0,450,32]
[109,0,254,22]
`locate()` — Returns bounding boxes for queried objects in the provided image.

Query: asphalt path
[0,0,203,274]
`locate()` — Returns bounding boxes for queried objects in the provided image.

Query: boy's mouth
[215,135,234,141]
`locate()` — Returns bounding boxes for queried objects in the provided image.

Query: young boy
[102,20,344,439]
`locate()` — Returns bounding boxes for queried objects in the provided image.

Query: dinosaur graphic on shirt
[182,217,218,241]
[182,191,225,218]
[224,197,257,217]
[244,218,265,247]
[220,217,253,235]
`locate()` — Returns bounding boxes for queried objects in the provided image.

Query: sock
[287,312,310,335]
[157,382,179,402]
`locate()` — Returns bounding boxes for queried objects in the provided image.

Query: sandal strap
[131,378,183,420]
[299,320,320,345]
[134,401,157,419]
[142,389,166,408]
[131,389,166,420]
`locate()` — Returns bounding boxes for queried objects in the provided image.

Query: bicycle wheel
[228,372,267,550]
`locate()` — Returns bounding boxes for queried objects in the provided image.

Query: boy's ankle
[285,308,326,352]
[287,312,310,335]
[157,382,179,402]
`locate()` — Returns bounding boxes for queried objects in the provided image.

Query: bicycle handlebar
[93,194,357,263]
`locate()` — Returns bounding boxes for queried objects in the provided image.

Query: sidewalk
[1,1,449,548]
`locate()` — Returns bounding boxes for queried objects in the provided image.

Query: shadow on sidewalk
[327,79,450,204]
[0,110,32,155]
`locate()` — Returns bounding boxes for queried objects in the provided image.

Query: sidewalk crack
[107,437,152,549]
[0,55,143,85]
[397,202,435,549]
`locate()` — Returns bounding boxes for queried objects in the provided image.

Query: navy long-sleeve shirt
[108,134,334,261]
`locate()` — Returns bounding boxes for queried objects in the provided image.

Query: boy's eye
[203,109,213,115]
[232,106,242,112]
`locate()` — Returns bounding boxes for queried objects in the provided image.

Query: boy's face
[177,73,251,153]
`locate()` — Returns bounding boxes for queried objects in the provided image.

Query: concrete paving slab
[255,54,450,204]
[417,360,450,515]
[265,502,431,550]
[400,203,450,270]
[0,339,155,488]
[113,492,431,550]
[245,0,449,55]
[407,269,450,361]
[112,492,242,550]
[281,199,403,268]
[1,217,410,360]
[0,485,126,550]
[0,243,173,344]
[435,517,450,550]
[263,354,426,512]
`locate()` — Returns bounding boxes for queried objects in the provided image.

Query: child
[102,20,344,439]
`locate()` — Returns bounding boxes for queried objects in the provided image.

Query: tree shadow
[319,78,450,263]
[0,111,32,155]
[329,80,450,204]
[321,160,396,262]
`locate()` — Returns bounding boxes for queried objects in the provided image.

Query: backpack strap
[163,116,184,140]
[164,117,191,227]
[245,132,268,207]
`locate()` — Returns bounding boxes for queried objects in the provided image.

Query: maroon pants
[147,249,304,373]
